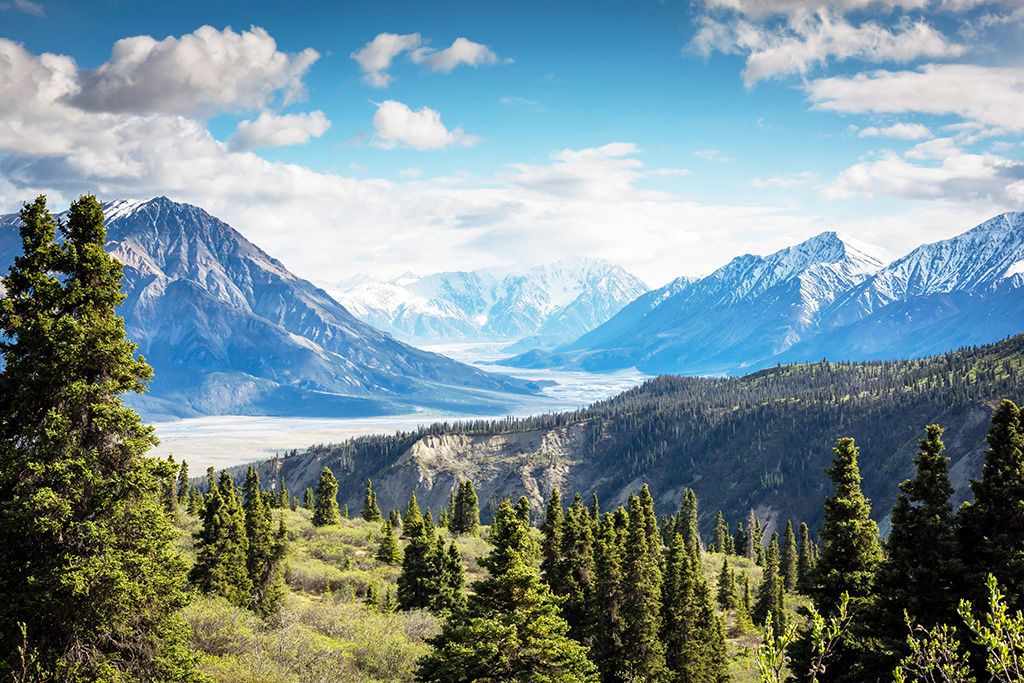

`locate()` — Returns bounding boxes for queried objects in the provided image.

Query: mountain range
[0,197,539,420]
[327,258,648,351]
[504,212,1024,375]
[248,332,1024,533]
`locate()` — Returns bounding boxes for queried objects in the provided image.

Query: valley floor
[152,342,648,471]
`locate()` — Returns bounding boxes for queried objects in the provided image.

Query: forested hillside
[254,333,1024,533]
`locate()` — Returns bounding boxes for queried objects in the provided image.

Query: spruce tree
[717,555,736,610]
[0,196,197,679]
[362,478,382,522]
[754,533,786,631]
[242,467,286,617]
[681,569,730,683]
[591,511,627,680]
[797,521,813,593]
[746,509,759,561]
[958,400,1024,609]
[377,518,403,565]
[874,424,957,672]
[176,460,191,504]
[639,483,662,555]
[398,515,439,611]
[311,466,341,527]
[557,494,596,644]
[713,511,728,553]
[303,487,314,510]
[451,479,480,535]
[781,519,799,593]
[191,472,252,608]
[415,499,597,682]
[429,536,465,614]
[403,491,424,537]
[812,437,882,608]
[734,521,747,558]
[541,485,564,590]
[662,531,692,676]
[681,488,701,557]
[620,493,667,681]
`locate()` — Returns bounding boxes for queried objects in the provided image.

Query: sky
[0,0,1022,287]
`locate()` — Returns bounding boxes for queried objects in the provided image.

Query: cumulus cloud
[699,0,1009,18]
[694,148,734,161]
[371,100,480,150]
[228,110,330,151]
[410,37,504,72]
[806,64,1024,131]
[0,0,44,17]
[351,33,506,87]
[858,122,932,139]
[70,25,319,115]
[692,10,964,86]
[350,32,422,87]
[825,143,1024,202]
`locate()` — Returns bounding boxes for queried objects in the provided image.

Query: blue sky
[1,0,1022,285]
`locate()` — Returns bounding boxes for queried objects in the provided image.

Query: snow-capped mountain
[505,231,892,373]
[506,214,1024,375]
[0,197,538,419]
[329,257,648,350]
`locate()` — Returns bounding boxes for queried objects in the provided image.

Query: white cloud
[807,64,1024,131]
[858,122,932,139]
[350,32,422,88]
[0,0,44,17]
[825,144,1024,202]
[693,10,964,86]
[371,100,480,151]
[752,171,817,187]
[410,37,504,72]
[694,148,734,161]
[351,33,506,87]
[228,110,330,151]
[70,25,319,115]
[699,0,1010,18]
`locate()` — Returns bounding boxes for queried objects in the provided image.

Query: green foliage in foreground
[0,196,199,681]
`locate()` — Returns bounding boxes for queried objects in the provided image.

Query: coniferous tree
[311,466,341,527]
[874,424,957,672]
[303,487,314,510]
[242,467,286,617]
[958,400,1024,609]
[362,478,382,522]
[662,531,692,677]
[558,494,596,644]
[398,513,439,611]
[717,555,737,610]
[734,521,747,558]
[682,571,730,683]
[541,485,564,590]
[176,460,191,505]
[161,456,178,513]
[424,507,436,536]
[713,511,729,553]
[639,483,662,556]
[191,472,252,608]
[451,479,480,535]
[415,499,598,682]
[429,537,465,614]
[0,196,198,680]
[781,519,799,593]
[377,518,403,565]
[797,521,813,593]
[746,509,759,561]
[681,488,701,557]
[754,533,786,631]
[403,491,424,537]
[437,505,449,528]
[799,437,883,683]
[591,511,627,680]
[515,495,532,526]
[812,437,882,609]
[621,493,667,681]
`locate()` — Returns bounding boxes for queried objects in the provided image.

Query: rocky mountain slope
[0,197,539,419]
[505,214,1024,375]
[249,332,1024,534]
[329,257,648,350]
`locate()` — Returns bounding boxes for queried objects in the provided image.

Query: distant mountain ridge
[328,257,648,350]
[504,214,1024,374]
[0,197,539,420]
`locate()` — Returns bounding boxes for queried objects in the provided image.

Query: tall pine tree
[620,493,667,681]
[0,195,198,680]
[312,466,341,527]
[362,478,382,522]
